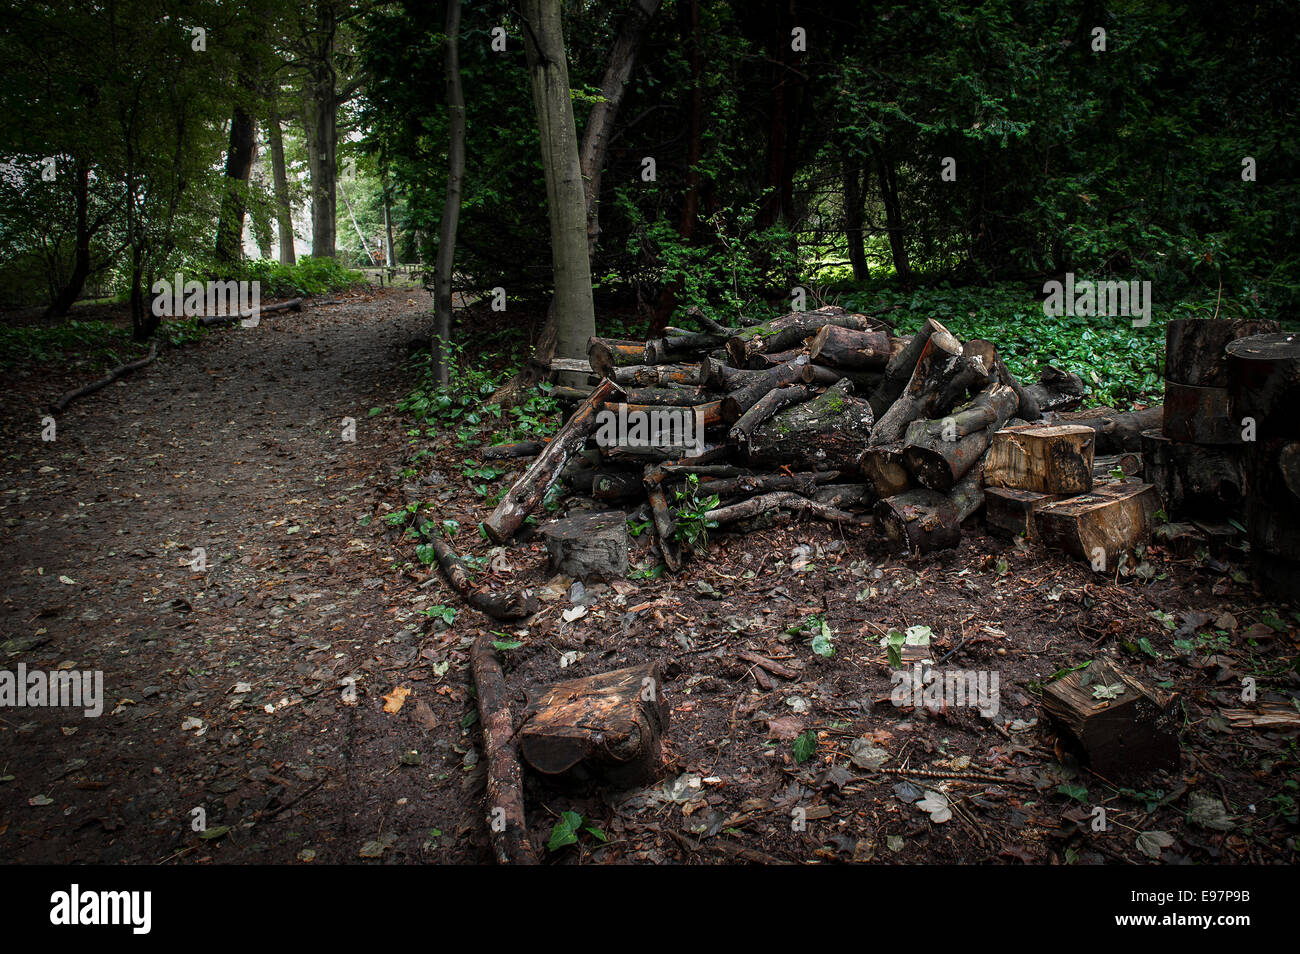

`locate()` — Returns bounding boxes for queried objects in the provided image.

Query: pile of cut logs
[475,304,1109,570]
[467,306,1297,594]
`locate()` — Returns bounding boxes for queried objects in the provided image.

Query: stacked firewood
[478,304,1094,567]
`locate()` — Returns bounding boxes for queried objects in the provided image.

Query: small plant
[547,810,607,851]
[671,474,720,552]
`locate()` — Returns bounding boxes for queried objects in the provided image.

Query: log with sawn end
[901,383,1018,491]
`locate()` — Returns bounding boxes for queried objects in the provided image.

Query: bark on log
[591,469,644,502]
[867,322,967,445]
[1162,381,1238,444]
[1024,365,1087,412]
[1243,439,1300,561]
[484,377,623,543]
[695,470,838,499]
[481,440,544,460]
[540,511,629,580]
[995,357,1041,421]
[620,386,710,405]
[935,339,998,412]
[1053,405,1162,454]
[1141,429,1244,517]
[602,400,723,430]
[901,383,1018,491]
[808,324,898,370]
[706,491,869,527]
[52,342,158,413]
[195,297,304,327]
[985,487,1066,540]
[726,308,887,367]
[426,534,539,620]
[643,467,682,571]
[982,423,1096,494]
[728,385,810,451]
[1227,332,1300,441]
[745,379,874,470]
[720,356,809,423]
[470,634,540,865]
[520,662,669,785]
[1165,318,1278,387]
[588,337,647,377]
[645,331,724,362]
[1041,658,1180,780]
[869,319,938,417]
[612,363,708,387]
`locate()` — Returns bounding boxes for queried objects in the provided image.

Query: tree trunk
[268,97,296,265]
[44,160,91,318]
[874,140,910,281]
[303,6,339,261]
[215,103,257,264]
[522,0,598,380]
[433,0,466,387]
[579,0,661,258]
[842,154,869,281]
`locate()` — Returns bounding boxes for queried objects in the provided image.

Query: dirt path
[0,289,489,863]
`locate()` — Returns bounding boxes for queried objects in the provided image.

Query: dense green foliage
[2,0,1295,395]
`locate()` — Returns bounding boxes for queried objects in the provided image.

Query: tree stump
[1141,429,1244,517]
[1041,658,1180,780]
[1227,332,1300,441]
[1243,439,1300,562]
[1166,317,1278,389]
[1162,381,1239,444]
[520,662,669,786]
[540,511,630,581]
[1033,479,1160,571]
[983,423,1095,494]
[984,487,1066,540]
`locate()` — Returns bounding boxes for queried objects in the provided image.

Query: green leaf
[548,811,584,851]
[793,729,817,763]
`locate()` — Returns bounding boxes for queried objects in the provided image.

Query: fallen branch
[706,491,870,526]
[470,634,540,865]
[426,534,538,620]
[52,341,158,413]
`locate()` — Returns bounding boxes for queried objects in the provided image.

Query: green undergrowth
[0,317,202,370]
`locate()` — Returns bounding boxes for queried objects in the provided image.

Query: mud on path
[0,288,492,863]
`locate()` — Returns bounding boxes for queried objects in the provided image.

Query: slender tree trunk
[433,0,466,387]
[215,103,257,264]
[579,0,661,258]
[383,185,397,267]
[843,154,869,281]
[874,141,910,281]
[304,80,337,258]
[268,96,296,265]
[44,160,91,318]
[521,0,597,379]
[649,0,701,334]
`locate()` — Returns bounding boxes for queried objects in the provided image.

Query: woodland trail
[0,289,490,863]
